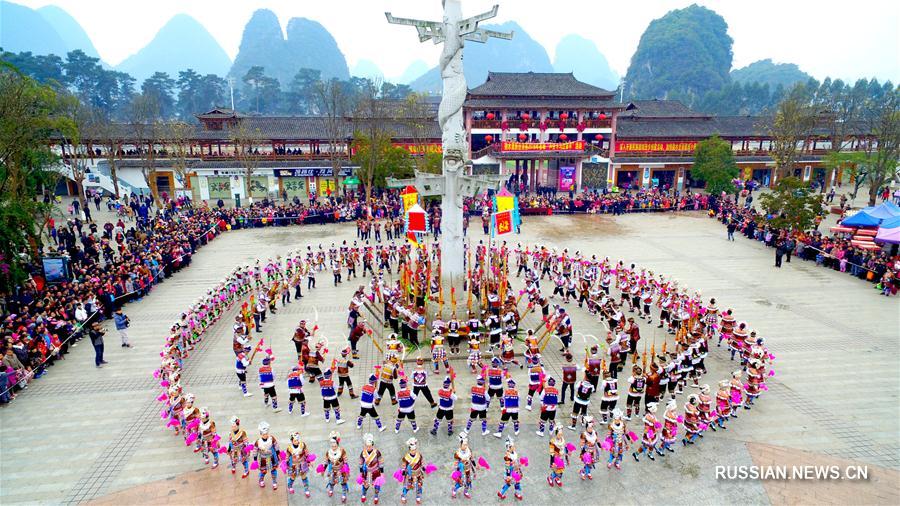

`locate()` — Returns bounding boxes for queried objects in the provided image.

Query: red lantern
[486,112,495,120]
[599,113,607,120]
[521,113,530,121]
[560,112,569,121]
[559,133,568,141]
[518,133,527,141]
[594,134,604,141]
[485,135,493,143]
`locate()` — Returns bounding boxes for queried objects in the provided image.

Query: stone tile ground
[1,210,897,505]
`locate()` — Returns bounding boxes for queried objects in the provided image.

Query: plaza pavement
[1,210,898,505]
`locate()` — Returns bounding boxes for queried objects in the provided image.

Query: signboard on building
[274,167,352,178]
[615,141,698,153]
[558,166,576,192]
[394,143,442,155]
[500,140,585,152]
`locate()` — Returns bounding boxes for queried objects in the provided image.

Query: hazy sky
[13,0,900,83]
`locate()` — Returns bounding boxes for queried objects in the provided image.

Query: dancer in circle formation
[154,240,775,501]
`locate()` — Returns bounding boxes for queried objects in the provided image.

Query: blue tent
[864,201,900,220]
[879,216,900,229]
[841,210,882,227]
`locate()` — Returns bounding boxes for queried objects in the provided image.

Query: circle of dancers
[155,239,776,502]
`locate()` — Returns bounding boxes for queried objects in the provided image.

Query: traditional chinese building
[464,72,625,192]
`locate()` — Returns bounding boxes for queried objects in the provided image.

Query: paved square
[1,212,898,505]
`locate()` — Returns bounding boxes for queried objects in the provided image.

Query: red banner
[500,140,585,152]
[394,143,442,155]
[494,210,513,236]
[615,140,698,153]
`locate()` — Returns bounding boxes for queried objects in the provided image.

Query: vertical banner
[401,185,418,212]
[558,166,576,192]
[493,210,513,236]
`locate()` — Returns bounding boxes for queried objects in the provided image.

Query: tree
[54,93,92,210]
[824,151,867,201]
[230,121,264,201]
[91,109,124,198]
[351,132,413,190]
[167,121,195,196]
[814,78,864,188]
[129,93,164,206]
[0,64,63,291]
[287,68,321,114]
[765,85,816,181]
[242,66,280,114]
[691,135,739,195]
[141,72,176,119]
[859,85,900,205]
[352,78,393,203]
[176,69,202,120]
[758,177,823,230]
[314,78,350,191]
[402,92,441,174]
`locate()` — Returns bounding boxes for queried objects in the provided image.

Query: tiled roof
[620,100,706,118]
[612,155,825,164]
[468,72,615,98]
[615,116,769,139]
[465,97,622,110]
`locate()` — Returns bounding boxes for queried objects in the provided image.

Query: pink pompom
[160,380,170,388]
[582,452,593,464]
[250,461,259,470]
[307,453,317,463]
[316,464,326,474]
[511,471,522,482]
[600,438,612,451]
[710,410,718,418]
[166,418,179,428]
[156,393,167,402]
[393,469,404,483]
[477,457,490,470]
[279,450,287,461]
[676,415,684,423]
[768,370,775,377]
[731,392,742,403]
[699,423,709,431]
[356,474,365,485]
[451,470,461,482]
[153,370,160,379]
[265,348,273,356]
[565,442,576,452]
[160,409,168,419]
[185,433,198,445]
[553,457,565,469]
[647,429,655,439]
[341,463,350,474]
[159,352,164,357]
[243,444,253,454]
[768,353,776,360]
[760,384,769,391]
[425,463,438,474]
[743,383,750,391]
[654,422,662,429]
[279,461,288,473]
[212,435,221,445]
[519,457,529,467]
[187,419,200,430]
[219,446,228,454]
[374,476,386,487]
[627,431,638,442]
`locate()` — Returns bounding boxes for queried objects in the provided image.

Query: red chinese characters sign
[500,140,585,152]
[615,140,698,152]
[394,143,442,155]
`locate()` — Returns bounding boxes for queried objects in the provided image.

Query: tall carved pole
[386,0,512,291]
[437,0,467,290]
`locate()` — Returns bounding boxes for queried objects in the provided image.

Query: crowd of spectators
[713,197,899,296]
